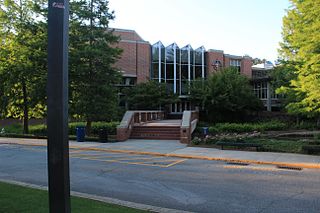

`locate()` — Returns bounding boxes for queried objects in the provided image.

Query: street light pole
[47,0,70,212]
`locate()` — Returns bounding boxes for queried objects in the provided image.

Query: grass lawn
[191,137,318,154]
[0,181,147,213]
[246,138,306,153]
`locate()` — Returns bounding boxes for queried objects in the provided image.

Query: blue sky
[108,0,290,62]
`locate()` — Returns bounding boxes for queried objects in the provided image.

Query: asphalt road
[0,144,319,213]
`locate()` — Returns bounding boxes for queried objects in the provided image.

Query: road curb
[0,179,192,213]
[1,141,320,169]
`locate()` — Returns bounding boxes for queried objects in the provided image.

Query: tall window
[193,46,206,80]
[230,59,241,72]
[253,82,268,99]
[165,43,179,93]
[180,44,193,95]
[151,41,165,82]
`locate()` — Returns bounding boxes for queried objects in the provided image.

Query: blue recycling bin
[202,127,209,136]
[76,126,85,142]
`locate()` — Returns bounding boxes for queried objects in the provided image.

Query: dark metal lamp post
[47,0,70,212]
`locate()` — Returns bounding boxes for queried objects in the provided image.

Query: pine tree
[69,0,122,134]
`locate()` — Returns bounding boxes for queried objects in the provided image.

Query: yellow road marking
[70,153,138,159]
[164,159,187,168]
[70,153,108,157]
[71,156,170,168]
[223,165,279,172]
[71,155,187,168]
[104,157,168,161]
[69,150,83,154]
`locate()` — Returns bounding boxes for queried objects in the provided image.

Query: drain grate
[276,165,303,171]
[226,162,250,166]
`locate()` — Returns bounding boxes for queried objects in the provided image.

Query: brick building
[113,28,255,113]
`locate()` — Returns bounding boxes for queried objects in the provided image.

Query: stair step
[131,133,180,136]
[131,125,181,140]
[130,136,180,140]
[133,126,180,129]
[132,130,180,133]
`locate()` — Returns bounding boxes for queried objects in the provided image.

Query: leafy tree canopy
[0,0,47,133]
[190,68,262,122]
[277,0,320,118]
[123,81,178,110]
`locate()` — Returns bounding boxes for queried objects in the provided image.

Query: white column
[173,44,177,94]
[158,43,161,83]
[201,48,205,79]
[267,82,272,112]
[164,50,167,83]
[188,47,191,82]
[179,49,182,95]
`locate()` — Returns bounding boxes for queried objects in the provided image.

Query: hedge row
[208,121,287,133]
[28,121,119,136]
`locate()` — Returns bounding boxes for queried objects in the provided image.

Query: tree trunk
[22,80,29,134]
[86,120,92,136]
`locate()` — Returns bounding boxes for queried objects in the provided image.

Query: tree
[252,58,267,65]
[68,0,122,134]
[190,68,262,122]
[0,0,47,134]
[123,81,178,110]
[278,0,320,121]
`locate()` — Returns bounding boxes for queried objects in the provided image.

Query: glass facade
[151,41,165,82]
[151,42,206,96]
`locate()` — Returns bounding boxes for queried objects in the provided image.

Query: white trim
[164,50,167,82]
[201,48,205,79]
[179,48,182,95]
[158,42,161,82]
[173,44,177,94]
[118,40,149,44]
[188,47,191,82]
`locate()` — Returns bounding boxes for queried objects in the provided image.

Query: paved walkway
[0,137,319,169]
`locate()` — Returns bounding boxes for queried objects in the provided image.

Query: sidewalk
[0,137,319,169]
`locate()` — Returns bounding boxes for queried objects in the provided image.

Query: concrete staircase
[117,111,198,143]
[129,119,181,140]
[130,126,180,140]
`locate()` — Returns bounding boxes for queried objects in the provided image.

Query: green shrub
[29,124,47,136]
[191,137,202,145]
[208,121,287,133]
[313,133,320,141]
[29,121,120,136]
[2,123,23,134]
[293,121,318,130]
[86,121,119,135]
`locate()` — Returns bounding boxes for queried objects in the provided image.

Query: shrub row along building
[113,28,278,114]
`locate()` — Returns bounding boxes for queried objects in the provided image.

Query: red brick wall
[206,51,224,76]
[114,41,137,76]
[224,56,230,68]
[112,29,150,82]
[241,57,252,78]
[112,29,143,41]
[137,42,150,83]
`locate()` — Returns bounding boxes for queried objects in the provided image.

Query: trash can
[202,127,209,136]
[98,128,108,143]
[76,126,85,142]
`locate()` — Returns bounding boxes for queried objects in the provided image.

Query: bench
[216,142,262,151]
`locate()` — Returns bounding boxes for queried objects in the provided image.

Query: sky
[108,0,291,62]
